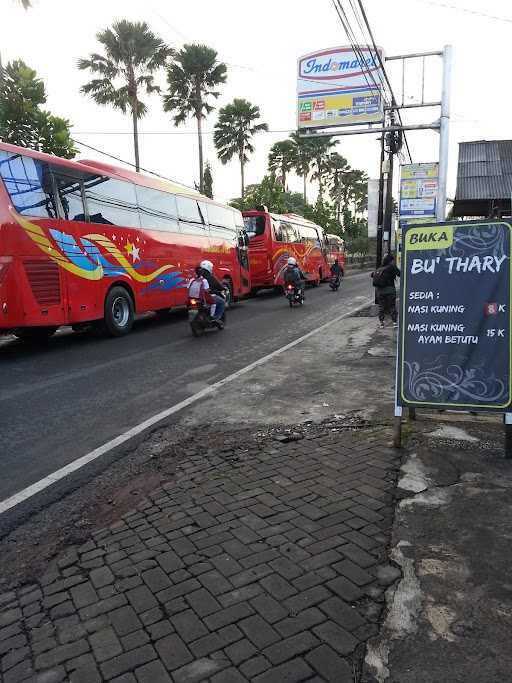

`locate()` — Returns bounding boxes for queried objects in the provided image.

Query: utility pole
[383,147,394,255]
[436,44,452,222]
[375,128,386,271]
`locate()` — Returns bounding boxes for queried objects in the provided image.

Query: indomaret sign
[297,46,385,130]
[397,221,512,411]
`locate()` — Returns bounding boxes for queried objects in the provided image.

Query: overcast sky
[1,0,511,205]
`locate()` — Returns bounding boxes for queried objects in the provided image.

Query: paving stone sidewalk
[0,427,400,683]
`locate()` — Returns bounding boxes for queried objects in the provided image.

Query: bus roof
[0,141,239,209]
[78,158,199,198]
[242,208,322,229]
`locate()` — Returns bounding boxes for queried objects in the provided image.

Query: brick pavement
[0,427,401,683]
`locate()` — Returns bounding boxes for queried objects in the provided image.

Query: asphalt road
[0,271,372,503]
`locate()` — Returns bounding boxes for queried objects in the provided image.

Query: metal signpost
[298,45,453,263]
[395,220,512,455]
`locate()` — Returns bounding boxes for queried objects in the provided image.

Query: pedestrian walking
[371,254,400,328]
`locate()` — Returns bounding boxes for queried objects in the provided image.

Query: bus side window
[84,177,140,228]
[0,150,57,218]
[136,185,179,232]
[280,221,296,243]
[176,196,206,235]
[208,205,237,243]
[53,173,86,221]
[272,219,283,242]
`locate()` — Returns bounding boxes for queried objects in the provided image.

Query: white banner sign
[367,178,379,237]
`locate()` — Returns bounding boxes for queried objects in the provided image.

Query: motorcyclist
[199,260,226,327]
[283,257,305,296]
[330,258,343,278]
[330,258,343,286]
[188,266,212,304]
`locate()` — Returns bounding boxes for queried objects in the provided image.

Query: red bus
[242,209,329,292]
[0,142,250,339]
[325,233,346,274]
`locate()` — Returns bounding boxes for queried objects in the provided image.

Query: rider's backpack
[372,266,390,288]
[284,267,298,284]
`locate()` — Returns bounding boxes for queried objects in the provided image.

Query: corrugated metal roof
[455,141,512,212]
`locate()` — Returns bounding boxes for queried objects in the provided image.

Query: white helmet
[200,259,213,273]
[287,257,297,266]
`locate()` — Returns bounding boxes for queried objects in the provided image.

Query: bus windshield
[243,215,266,237]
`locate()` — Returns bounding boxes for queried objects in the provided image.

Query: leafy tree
[37,114,77,159]
[230,174,306,214]
[0,60,76,158]
[78,20,171,171]
[203,160,213,199]
[303,197,340,235]
[268,140,296,189]
[164,44,226,194]
[214,98,268,199]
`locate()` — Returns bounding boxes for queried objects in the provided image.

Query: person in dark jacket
[283,257,305,295]
[330,258,343,277]
[372,254,400,328]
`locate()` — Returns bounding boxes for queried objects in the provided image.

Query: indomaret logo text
[301,53,378,77]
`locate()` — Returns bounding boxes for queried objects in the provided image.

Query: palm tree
[309,136,338,199]
[289,132,316,205]
[203,160,214,199]
[164,45,226,194]
[214,98,268,199]
[78,21,171,171]
[268,140,296,189]
[327,152,351,221]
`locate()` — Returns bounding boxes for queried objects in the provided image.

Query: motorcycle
[285,283,304,308]
[329,274,342,291]
[188,296,225,336]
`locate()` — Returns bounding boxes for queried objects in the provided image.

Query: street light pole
[436,44,452,222]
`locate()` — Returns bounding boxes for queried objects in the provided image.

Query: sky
[1,0,511,206]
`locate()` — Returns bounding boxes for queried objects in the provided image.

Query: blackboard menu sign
[397,221,511,411]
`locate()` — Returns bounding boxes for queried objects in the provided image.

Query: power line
[72,138,197,191]
[72,129,295,136]
[346,0,389,99]
[408,0,512,23]
[356,0,413,163]
[329,0,413,162]
[147,0,258,73]
[330,0,383,98]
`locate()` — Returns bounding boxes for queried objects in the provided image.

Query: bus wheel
[223,279,234,308]
[13,326,57,341]
[104,286,134,337]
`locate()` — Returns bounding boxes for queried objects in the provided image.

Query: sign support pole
[504,414,512,459]
[436,45,452,222]
[375,132,386,304]
[393,405,403,448]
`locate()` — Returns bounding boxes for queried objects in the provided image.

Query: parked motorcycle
[285,283,304,308]
[329,274,341,291]
[188,297,225,336]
